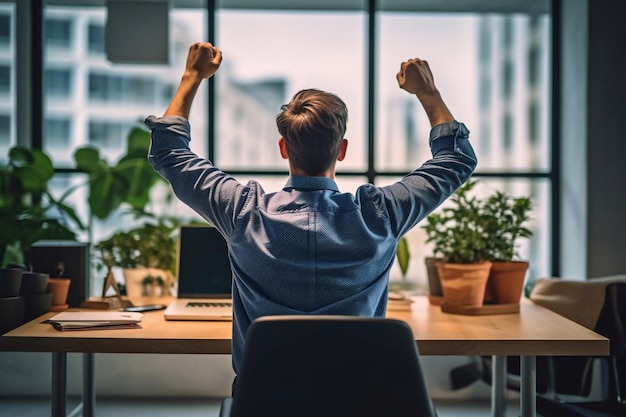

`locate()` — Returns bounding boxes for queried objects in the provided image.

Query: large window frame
[17,0,560,281]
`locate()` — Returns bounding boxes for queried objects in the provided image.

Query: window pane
[376,13,551,173]
[216,11,366,171]
[0,3,13,158]
[43,5,207,166]
[45,68,72,97]
[45,17,73,49]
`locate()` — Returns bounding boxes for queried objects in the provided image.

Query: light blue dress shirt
[145,115,477,373]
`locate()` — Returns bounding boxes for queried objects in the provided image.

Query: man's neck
[289,166,336,179]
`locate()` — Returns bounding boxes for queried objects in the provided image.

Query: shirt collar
[284,176,340,192]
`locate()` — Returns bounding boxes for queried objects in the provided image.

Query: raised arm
[396,58,454,127]
[164,41,222,119]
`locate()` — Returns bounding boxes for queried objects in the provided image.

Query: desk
[0,297,609,417]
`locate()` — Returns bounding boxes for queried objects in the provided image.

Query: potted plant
[0,147,83,268]
[95,214,179,298]
[421,180,492,307]
[481,189,533,304]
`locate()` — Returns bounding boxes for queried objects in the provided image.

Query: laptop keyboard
[186,301,232,308]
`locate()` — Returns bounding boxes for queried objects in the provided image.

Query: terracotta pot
[47,278,71,306]
[436,262,492,307]
[486,261,529,304]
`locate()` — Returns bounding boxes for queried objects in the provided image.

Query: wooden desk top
[0,297,609,357]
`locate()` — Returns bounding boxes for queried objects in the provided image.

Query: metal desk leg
[521,355,537,417]
[83,353,95,417]
[491,355,507,417]
[51,352,66,417]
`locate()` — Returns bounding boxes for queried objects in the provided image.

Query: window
[216,11,366,171]
[45,117,71,148]
[87,22,104,54]
[0,65,9,94]
[45,18,72,48]
[88,120,126,149]
[37,1,552,293]
[45,68,72,97]
[0,13,10,45]
[0,114,10,150]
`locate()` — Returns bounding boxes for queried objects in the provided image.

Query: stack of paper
[387,292,414,311]
[45,311,144,331]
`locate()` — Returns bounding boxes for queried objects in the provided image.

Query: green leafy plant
[481,191,533,262]
[421,179,534,264]
[421,179,488,263]
[95,214,180,276]
[70,124,168,220]
[0,147,83,267]
[396,236,411,279]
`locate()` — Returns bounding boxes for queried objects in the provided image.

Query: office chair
[219,315,437,417]
[451,281,626,417]
[533,282,626,417]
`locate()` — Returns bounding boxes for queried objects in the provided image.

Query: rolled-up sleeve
[376,120,478,237]
[144,115,249,236]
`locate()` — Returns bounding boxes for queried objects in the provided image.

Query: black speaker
[29,241,90,308]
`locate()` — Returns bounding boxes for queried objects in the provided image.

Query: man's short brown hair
[276,89,348,175]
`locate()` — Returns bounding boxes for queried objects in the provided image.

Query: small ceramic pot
[47,278,71,307]
[24,292,53,321]
[0,296,26,333]
[20,272,49,295]
[0,268,23,297]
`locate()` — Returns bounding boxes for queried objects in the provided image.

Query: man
[145,42,477,380]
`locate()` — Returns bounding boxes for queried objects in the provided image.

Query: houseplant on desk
[481,189,533,304]
[95,215,179,298]
[422,180,492,307]
[0,147,81,268]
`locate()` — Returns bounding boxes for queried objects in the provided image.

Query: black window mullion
[207,0,216,162]
[366,0,376,184]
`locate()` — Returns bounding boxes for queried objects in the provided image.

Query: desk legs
[520,356,537,417]
[51,352,66,417]
[83,353,95,417]
[491,355,507,417]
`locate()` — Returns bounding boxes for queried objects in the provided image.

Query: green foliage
[73,125,166,219]
[481,191,533,262]
[0,147,82,267]
[421,179,533,264]
[95,214,180,276]
[396,236,411,279]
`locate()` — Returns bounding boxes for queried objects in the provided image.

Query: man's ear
[337,139,348,161]
[279,137,288,160]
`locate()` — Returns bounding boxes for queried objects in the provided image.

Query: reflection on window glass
[216,11,366,171]
[377,13,550,173]
[43,6,207,167]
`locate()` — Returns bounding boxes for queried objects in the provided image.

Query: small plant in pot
[422,180,492,307]
[481,189,533,305]
[95,214,179,299]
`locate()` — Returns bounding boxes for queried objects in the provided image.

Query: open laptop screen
[176,226,232,298]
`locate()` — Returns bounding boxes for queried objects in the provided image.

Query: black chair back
[226,315,436,417]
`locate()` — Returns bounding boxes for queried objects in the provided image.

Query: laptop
[164,225,233,321]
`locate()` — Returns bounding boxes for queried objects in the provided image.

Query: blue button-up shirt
[145,115,477,373]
